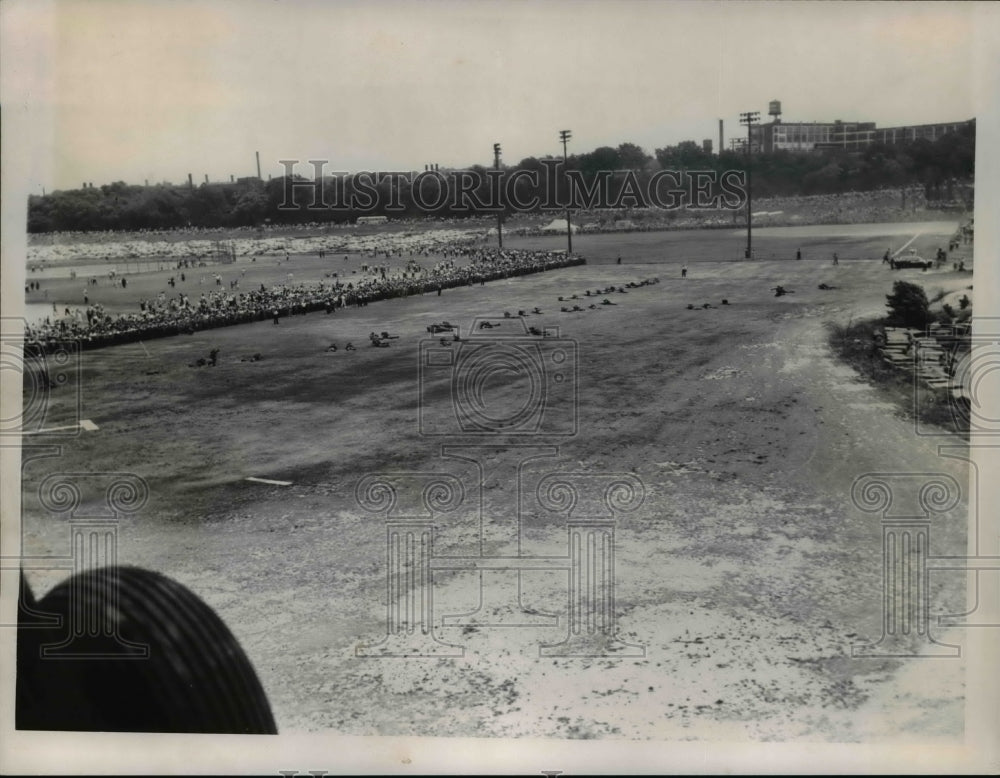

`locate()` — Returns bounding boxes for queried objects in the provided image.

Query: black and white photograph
[2,0,998,773]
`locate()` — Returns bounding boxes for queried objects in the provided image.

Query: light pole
[559,129,573,254]
[493,143,503,249]
[739,111,760,259]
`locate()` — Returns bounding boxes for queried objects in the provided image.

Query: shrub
[885,280,931,329]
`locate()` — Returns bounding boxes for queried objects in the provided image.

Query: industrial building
[744,100,974,154]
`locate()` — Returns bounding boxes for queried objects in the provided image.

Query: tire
[16,566,277,734]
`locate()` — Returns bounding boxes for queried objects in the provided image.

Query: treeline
[27,123,974,233]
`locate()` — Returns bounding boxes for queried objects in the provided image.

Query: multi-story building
[868,120,974,147]
[747,101,973,154]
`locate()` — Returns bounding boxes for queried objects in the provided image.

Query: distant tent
[540,218,578,233]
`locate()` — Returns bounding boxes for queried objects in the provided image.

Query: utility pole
[739,111,760,259]
[493,143,503,249]
[559,129,572,254]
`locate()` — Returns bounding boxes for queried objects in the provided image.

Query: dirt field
[17,221,976,741]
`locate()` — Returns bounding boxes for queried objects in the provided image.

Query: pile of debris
[877,324,971,402]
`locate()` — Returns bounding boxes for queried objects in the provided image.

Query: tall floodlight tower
[559,130,573,254]
[739,111,760,259]
[494,143,503,249]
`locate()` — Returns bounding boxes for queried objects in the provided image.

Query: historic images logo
[851,471,1000,658]
[277,159,747,214]
[10,470,150,659]
[355,317,645,657]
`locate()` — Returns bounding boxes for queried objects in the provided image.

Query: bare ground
[17,223,975,741]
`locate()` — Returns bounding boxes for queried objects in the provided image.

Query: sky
[0,0,989,193]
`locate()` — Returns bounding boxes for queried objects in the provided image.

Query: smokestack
[204,174,209,184]
[188,173,193,188]
[230,174,234,183]
[719,119,724,156]
[256,151,261,179]
[145,179,149,187]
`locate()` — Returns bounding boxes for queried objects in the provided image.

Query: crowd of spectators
[26,225,489,268]
[27,214,504,247]
[735,187,937,226]
[28,187,964,271]
[23,248,584,353]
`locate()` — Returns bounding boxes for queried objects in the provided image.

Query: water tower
[768,100,782,124]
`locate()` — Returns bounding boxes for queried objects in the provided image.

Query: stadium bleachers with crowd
[24,248,584,353]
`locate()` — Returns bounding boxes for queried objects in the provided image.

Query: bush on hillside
[885,280,931,329]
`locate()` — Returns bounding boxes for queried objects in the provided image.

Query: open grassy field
[17,220,976,741]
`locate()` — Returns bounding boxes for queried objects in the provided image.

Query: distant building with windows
[746,100,974,154]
